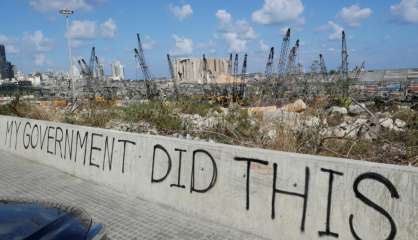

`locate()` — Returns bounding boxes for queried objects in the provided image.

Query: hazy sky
[1,0,418,79]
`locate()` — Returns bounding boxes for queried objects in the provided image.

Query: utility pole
[59,9,75,102]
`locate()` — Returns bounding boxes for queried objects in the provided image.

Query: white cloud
[0,35,12,45]
[317,21,344,40]
[67,20,97,39]
[215,9,257,52]
[170,35,193,55]
[67,18,117,39]
[5,45,19,54]
[169,4,193,20]
[29,0,103,12]
[70,39,85,48]
[1,32,54,68]
[23,30,54,52]
[216,9,232,24]
[339,5,372,27]
[196,40,216,53]
[252,0,304,25]
[20,31,54,67]
[328,21,344,40]
[142,36,156,50]
[0,34,19,54]
[34,53,50,66]
[235,20,257,39]
[222,33,247,52]
[259,40,270,52]
[100,18,117,38]
[390,0,418,24]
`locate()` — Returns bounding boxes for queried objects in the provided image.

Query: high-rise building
[0,45,6,63]
[111,61,125,81]
[0,44,15,80]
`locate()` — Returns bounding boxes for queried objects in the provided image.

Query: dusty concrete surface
[0,150,264,240]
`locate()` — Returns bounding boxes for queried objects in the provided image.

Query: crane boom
[202,54,208,85]
[319,54,328,82]
[275,28,291,95]
[265,47,274,79]
[167,54,175,80]
[136,34,151,81]
[134,33,156,99]
[285,39,299,77]
[89,47,97,78]
[239,53,248,99]
[167,54,179,99]
[341,30,349,80]
[232,53,239,100]
[277,29,291,77]
[227,53,233,75]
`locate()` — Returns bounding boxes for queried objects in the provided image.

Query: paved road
[0,150,265,240]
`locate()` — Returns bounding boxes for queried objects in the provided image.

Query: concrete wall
[0,115,417,240]
[173,58,229,84]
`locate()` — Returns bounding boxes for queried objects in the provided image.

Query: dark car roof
[0,198,105,240]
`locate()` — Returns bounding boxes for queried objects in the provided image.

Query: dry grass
[1,97,416,167]
[3,101,53,121]
[268,125,299,152]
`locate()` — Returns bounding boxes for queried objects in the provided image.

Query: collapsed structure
[172,57,231,84]
[111,61,125,81]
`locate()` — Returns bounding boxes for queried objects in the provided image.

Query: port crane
[134,33,158,99]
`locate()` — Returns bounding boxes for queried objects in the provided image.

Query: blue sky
[0,0,418,79]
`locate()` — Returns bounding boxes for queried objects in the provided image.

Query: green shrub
[332,96,352,108]
[173,98,222,117]
[0,103,15,116]
[122,101,184,133]
[204,105,259,145]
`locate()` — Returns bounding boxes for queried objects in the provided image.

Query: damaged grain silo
[172,57,233,84]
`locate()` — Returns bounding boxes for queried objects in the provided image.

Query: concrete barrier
[0,115,417,239]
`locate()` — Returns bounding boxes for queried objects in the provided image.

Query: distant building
[0,44,15,80]
[357,68,418,84]
[111,61,125,80]
[0,45,5,63]
[71,65,82,79]
[15,71,26,81]
[27,74,41,86]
